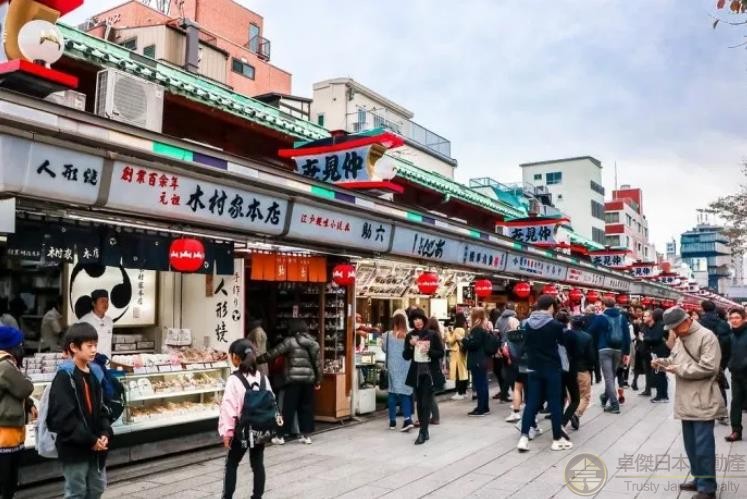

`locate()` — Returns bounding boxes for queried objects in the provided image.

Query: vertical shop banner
[389,226,461,264]
[603,276,631,292]
[66,264,157,327]
[286,202,392,251]
[181,260,244,351]
[459,243,507,272]
[504,253,568,281]
[106,162,288,236]
[0,134,103,205]
[565,267,606,288]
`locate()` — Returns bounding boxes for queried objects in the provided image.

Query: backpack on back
[606,315,625,350]
[36,383,58,459]
[234,372,280,448]
[484,332,502,356]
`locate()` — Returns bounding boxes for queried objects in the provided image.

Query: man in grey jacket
[654,307,725,499]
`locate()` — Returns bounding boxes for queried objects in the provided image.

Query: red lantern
[473,279,493,298]
[332,264,356,286]
[541,284,559,297]
[513,281,531,299]
[569,288,584,303]
[169,238,206,273]
[586,290,600,303]
[616,294,630,305]
[417,272,439,295]
[641,296,652,306]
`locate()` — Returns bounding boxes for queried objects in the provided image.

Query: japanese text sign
[295,145,378,183]
[107,162,288,236]
[505,253,568,280]
[507,222,560,245]
[286,202,392,251]
[604,276,631,292]
[390,227,461,264]
[566,268,606,287]
[460,243,507,272]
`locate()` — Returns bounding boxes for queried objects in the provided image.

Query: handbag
[378,332,390,390]
[679,339,728,390]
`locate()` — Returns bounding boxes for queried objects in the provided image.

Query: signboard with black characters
[505,253,569,280]
[106,162,288,237]
[390,226,461,264]
[286,202,392,252]
[459,243,508,272]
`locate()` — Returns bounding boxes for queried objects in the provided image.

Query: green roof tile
[58,24,328,142]
[392,157,525,219]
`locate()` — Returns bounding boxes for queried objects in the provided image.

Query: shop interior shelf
[111,349,156,355]
[113,410,220,435]
[127,386,225,402]
[118,367,228,380]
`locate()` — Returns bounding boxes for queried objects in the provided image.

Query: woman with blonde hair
[447,313,469,400]
[382,313,414,431]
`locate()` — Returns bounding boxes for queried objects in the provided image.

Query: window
[626,214,632,226]
[605,212,620,224]
[590,180,605,196]
[591,200,605,221]
[121,38,137,51]
[248,24,260,53]
[533,173,542,181]
[317,113,325,127]
[546,172,562,185]
[605,235,620,247]
[143,44,156,58]
[592,227,606,244]
[231,58,255,80]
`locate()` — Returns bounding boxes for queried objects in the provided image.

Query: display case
[322,284,347,374]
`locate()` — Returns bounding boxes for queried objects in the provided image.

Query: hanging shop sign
[67,263,157,327]
[565,267,606,288]
[169,238,206,273]
[616,293,630,305]
[390,226,461,264]
[0,134,103,205]
[107,162,287,236]
[499,217,569,246]
[541,284,559,297]
[630,262,657,279]
[512,281,532,299]
[286,202,391,252]
[473,279,493,298]
[590,249,632,270]
[504,253,568,281]
[459,243,507,272]
[604,276,631,292]
[332,264,356,286]
[569,288,584,303]
[417,272,440,295]
[279,130,404,185]
[586,290,600,302]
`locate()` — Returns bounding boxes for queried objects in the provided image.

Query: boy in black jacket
[48,323,112,499]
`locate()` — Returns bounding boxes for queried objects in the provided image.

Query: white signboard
[66,264,157,327]
[0,134,103,205]
[286,202,391,252]
[295,145,384,183]
[566,267,606,287]
[604,276,631,292]
[505,253,568,281]
[106,162,288,236]
[390,226,461,264]
[505,222,562,245]
[459,243,507,272]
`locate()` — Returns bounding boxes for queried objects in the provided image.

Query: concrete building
[604,185,655,262]
[82,0,291,96]
[311,78,457,178]
[519,156,606,245]
[680,223,733,293]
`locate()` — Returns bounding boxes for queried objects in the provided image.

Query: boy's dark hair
[701,300,716,313]
[652,308,664,323]
[555,310,571,326]
[63,323,98,354]
[728,307,746,319]
[603,298,616,309]
[570,316,586,330]
[535,294,556,311]
[229,338,258,375]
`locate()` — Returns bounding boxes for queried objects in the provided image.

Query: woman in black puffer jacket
[259,319,321,445]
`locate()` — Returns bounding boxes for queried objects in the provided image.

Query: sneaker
[517,435,529,452]
[300,435,312,445]
[401,420,415,432]
[389,421,396,430]
[650,398,669,404]
[570,414,580,431]
[599,393,608,408]
[551,438,573,451]
[468,409,489,417]
[528,426,542,440]
[638,391,652,397]
[451,394,465,401]
[604,404,621,414]
[271,436,285,445]
[505,411,521,423]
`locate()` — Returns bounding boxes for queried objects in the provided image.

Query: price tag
[133,367,147,374]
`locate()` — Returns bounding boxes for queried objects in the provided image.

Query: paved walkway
[53,379,747,498]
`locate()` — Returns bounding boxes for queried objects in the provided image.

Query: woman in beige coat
[447,312,469,400]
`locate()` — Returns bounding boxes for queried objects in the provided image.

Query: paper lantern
[18,21,65,66]
[513,281,531,299]
[616,294,630,305]
[474,279,493,298]
[586,290,600,303]
[332,264,356,286]
[417,272,439,295]
[169,238,205,273]
[569,288,584,303]
[641,296,652,306]
[541,284,559,297]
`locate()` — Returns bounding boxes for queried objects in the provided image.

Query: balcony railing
[348,109,453,160]
[246,35,271,61]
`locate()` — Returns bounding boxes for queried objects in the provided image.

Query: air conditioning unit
[95,68,164,132]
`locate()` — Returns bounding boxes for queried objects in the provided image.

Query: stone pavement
[48,379,747,498]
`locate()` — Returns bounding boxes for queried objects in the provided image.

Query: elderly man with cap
[653,307,725,499]
[79,290,114,358]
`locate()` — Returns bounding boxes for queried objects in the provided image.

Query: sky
[64,0,747,253]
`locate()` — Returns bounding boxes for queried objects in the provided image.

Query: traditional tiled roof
[570,231,605,251]
[391,157,526,219]
[58,24,329,141]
